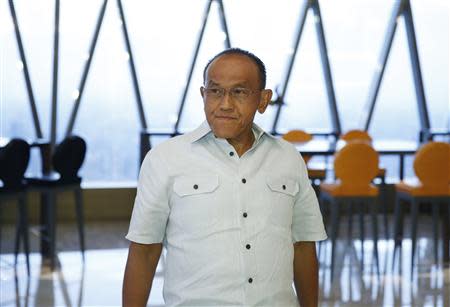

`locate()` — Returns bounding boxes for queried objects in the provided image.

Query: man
[123,48,327,307]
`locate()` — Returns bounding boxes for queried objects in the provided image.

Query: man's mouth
[215,115,236,120]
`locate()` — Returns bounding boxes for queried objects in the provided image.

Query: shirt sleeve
[291,153,328,242]
[126,148,170,244]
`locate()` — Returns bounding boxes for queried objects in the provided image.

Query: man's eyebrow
[207,80,251,88]
[232,82,250,88]
[207,80,220,87]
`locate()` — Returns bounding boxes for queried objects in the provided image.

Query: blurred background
[0,0,449,306]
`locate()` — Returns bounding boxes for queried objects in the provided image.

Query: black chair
[0,138,31,275]
[27,136,87,268]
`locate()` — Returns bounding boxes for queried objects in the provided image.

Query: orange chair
[393,142,450,268]
[340,129,388,237]
[282,130,327,182]
[320,141,380,280]
[340,130,386,180]
[340,129,373,142]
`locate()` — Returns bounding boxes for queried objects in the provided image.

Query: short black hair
[203,48,267,89]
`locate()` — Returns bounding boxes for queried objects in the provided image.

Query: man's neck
[227,132,255,157]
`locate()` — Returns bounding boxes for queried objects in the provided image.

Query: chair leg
[47,192,57,270]
[14,204,21,264]
[358,201,365,269]
[410,199,419,273]
[379,175,389,239]
[384,180,389,240]
[442,199,450,264]
[330,199,341,281]
[431,201,440,264]
[370,198,380,276]
[393,193,404,264]
[18,195,30,276]
[347,201,353,242]
[74,187,85,260]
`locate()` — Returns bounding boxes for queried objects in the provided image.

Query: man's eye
[209,88,222,95]
[232,88,247,95]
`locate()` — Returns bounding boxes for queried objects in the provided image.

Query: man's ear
[257,89,273,114]
[200,86,205,99]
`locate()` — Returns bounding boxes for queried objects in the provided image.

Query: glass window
[412,0,449,130]
[1,0,448,183]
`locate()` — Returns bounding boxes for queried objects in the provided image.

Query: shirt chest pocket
[266,177,299,230]
[173,175,219,196]
[171,174,221,232]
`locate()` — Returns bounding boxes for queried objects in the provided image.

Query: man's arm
[293,241,319,307]
[123,242,163,307]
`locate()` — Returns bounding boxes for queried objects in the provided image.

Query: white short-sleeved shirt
[126,121,327,307]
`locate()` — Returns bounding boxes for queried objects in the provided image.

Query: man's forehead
[210,53,255,68]
[205,54,259,83]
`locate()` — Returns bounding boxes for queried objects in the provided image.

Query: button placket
[238,168,257,292]
[240,174,248,219]
[239,171,251,290]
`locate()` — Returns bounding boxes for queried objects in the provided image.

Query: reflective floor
[1,218,449,306]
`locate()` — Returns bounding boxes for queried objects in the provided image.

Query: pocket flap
[266,177,299,196]
[174,175,219,197]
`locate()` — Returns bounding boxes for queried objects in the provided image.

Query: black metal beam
[66,0,108,136]
[217,0,231,48]
[311,0,341,135]
[362,0,430,137]
[173,0,213,134]
[403,0,430,134]
[139,131,152,165]
[117,0,147,130]
[271,0,339,136]
[271,0,309,134]
[8,0,43,138]
[50,0,60,152]
[361,1,403,130]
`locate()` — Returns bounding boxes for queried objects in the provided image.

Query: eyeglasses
[202,86,261,101]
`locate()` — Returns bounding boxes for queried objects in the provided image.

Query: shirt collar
[188,120,276,144]
[188,121,212,143]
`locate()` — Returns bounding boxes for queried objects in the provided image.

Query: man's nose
[219,91,234,110]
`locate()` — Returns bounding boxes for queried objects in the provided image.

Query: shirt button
[243,212,248,218]
[193,184,198,190]
[229,152,234,156]
[241,178,246,184]
[282,184,286,190]
[248,278,253,283]
[246,244,251,249]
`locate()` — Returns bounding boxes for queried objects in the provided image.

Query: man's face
[201,54,272,143]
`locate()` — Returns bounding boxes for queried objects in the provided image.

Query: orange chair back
[282,130,313,143]
[334,141,379,187]
[340,129,372,142]
[282,130,313,163]
[413,142,450,189]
